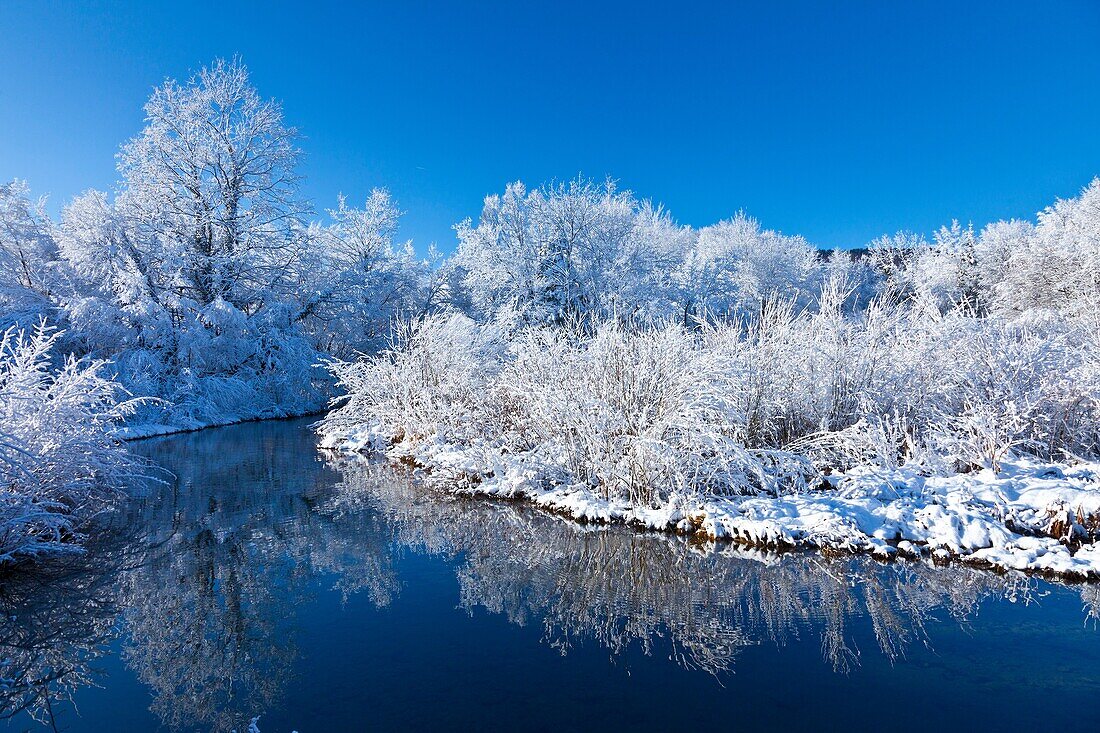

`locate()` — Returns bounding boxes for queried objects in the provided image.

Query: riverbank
[316,305,1100,582]
[118,407,328,441]
[322,431,1100,580]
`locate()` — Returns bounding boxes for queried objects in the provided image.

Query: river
[3,417,1100,731]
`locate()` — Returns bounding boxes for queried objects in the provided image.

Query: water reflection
[116,422,400,732]
[327,459,1046,675]
[0,523,139,726]
[0,419,1095,730]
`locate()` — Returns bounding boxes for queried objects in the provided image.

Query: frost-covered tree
[995,178,1100,315]
[868,221,1026,315]
[454,177,688,325]
[866,231,923,304]
[46,59,330,430]
[0,181,58,328]
[55,190,171,356]
[294,191,443,354]
[972,218,1030,312]
[676,212,821,321]
[59,191,159,309]
[904,220,981,312]
[6,51,1100,464]
[117,57,308,311]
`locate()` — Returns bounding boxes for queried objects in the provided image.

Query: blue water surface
[4,418,1099,732]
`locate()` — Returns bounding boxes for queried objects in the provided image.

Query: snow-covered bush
[714,297,1100,473]
[322,285,1100,512]
[321,313,510,453]
[923,314,1100,469]
[499,321,811,505]
[0,324,137,563]
[321,185,1100,489]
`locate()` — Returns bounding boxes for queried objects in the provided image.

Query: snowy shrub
[320,313,828,505]
[698,287,906,455]
[0,324,137,563]
[499,321,810,505]
[321,313,510,452]
[924,314,1100,469]
[323,283,1100,513]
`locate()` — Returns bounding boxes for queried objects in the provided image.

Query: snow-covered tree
[677,212,821,321]
[866,231,923,304]
[7,52,1100,515]
[901,220,979,312]
[0,181,58,329]
[47,59,333,431]
[995,178,1100,315]
[294,191,443,354]
[117,57,309,311]
[54,190,171,356]
[454,177,688,326]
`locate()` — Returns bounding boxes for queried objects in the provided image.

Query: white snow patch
[329,433,1100,580]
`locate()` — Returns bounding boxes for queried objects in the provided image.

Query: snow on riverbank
[322,430,1100,580]
[316,304,1100,581]
[117,406,325,441]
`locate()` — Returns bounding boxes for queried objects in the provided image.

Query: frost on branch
[0,324,138,564]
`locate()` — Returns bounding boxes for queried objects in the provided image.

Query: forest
[3,59,1100,573]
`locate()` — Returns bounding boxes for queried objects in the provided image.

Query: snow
[326,430,1100,580]
[118,407,324,441]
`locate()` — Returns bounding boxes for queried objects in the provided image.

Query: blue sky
[2,1,1099,252]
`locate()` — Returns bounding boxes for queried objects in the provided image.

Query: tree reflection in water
[117,422,401,732]
[328,458,1048,675]
[0,521,140,726]
[0,420,1090,731]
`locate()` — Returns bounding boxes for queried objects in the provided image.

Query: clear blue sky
[2,1,1099,252]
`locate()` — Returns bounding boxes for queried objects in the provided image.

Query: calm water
[4,418,1100,732]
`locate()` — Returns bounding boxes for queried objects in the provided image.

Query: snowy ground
[117,407,323,441]
[323,431,1100,581]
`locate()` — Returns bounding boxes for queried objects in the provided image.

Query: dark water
[4,418,1100,732]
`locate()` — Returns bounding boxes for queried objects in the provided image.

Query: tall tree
[117,58,309,311]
